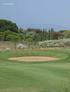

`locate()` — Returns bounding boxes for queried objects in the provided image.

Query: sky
[0,0,70,30]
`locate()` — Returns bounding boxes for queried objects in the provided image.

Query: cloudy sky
[0,0,70,30]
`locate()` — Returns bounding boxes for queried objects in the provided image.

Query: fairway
[0,48,70,92]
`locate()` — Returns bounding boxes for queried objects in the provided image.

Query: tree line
[0,19,70,43]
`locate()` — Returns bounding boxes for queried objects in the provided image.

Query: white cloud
[1,2,15,6]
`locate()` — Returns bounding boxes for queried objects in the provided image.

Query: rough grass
[0,48,70,92]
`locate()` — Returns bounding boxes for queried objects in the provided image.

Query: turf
[0,48,70,92]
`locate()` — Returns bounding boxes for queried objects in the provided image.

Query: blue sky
[0,0,70,30]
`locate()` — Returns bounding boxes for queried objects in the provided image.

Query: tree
[48,29,51,40]
[8,33,21,49]
[0,32,4,41]
[53,32,60,39]
[0,19,18,33]
[63,30,70,38]
[23,34,32,42]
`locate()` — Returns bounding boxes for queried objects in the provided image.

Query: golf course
[0,48,70,92]
[0,0,70,91]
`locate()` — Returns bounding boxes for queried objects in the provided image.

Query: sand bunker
[8,56,59,62]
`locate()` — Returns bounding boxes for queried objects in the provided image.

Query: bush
[38,39,70,48]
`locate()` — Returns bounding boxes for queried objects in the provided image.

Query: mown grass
[0,48,70,92]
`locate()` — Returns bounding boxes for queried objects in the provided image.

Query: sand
[8,56,59,62]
